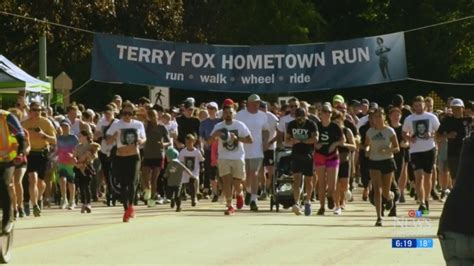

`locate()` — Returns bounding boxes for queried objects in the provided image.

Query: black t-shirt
[176,116,201,144]
[286,119,318,155]
[359,122,371,147]
[401,108,412,124]
[391,124,403,144]
[316,122,343,155]
[438,116,473,155]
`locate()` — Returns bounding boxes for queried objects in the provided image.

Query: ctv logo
[408,210,429,218]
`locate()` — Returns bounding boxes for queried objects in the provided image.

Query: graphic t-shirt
[106,119,146,149]
[95,117,118,155]
[316,122,343,155]
[179,148,204,183]
[402,112,440,154]
[366,127,396,161]
[56,134,79,165]
[438,116,473,156]
[235,110,269,159]
[286,119,318,155]
[210,120,251,160]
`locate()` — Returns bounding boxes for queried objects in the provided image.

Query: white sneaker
[334,207,342,215]
[68,203,76,210]
[148,198,156,207]
[144,189,151,201]
[344,190,352,202]
[292,204,302,216]
[60,198,68,210]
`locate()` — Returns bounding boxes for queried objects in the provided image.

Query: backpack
[0,110,18,162]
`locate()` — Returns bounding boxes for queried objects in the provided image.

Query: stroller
[270,149,300,212]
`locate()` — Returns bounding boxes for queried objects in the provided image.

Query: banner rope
[67,79,92,97]
[406,78,474,86]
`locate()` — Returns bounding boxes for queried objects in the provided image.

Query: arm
[389,134,400,154]
[177,161,198,179]
[342,130,357,152]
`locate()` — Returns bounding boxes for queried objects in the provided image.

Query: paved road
[11,190,444,265]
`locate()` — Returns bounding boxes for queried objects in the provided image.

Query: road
[11,189,444,265]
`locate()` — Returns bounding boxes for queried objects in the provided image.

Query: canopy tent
[0,55,51,94]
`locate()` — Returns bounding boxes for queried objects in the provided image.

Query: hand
[328,143,336,154]
[400,140,409,148]
[292,139,300,145]
[315,143,323,150]
[447,131,457,139]
[229,133,238,142]
[13,154,26,165]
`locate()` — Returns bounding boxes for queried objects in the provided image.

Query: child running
[56,120,79,210]
[178,134,204,207]
[164,148,198,212]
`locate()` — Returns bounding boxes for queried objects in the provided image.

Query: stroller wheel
[276,201,280,212]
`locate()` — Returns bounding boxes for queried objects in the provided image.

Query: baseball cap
[60,120,71,126]
[223,98,234,107]
[183,97,195,108]
[350,100,361,107]
[361,99,370,105]
[171,107,180,113]
[259,101,268,109]
[332,95,345,105]
[207,102,218,110]
[295,108,307,117]
[369,102,379,110]
[451,98,464,107]
[248,94,261,102]
[322,103,333,113]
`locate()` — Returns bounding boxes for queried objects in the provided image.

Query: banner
[91,32,407,93]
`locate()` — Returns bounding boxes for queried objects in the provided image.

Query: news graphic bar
[392,238,434,248]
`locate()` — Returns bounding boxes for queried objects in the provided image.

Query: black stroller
[270,149,299,212]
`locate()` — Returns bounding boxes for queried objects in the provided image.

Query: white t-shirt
[277,114,295,147]
[357,115,369,130]
[66,118,82,137]
[179,148,204,183]
[235,110,269,159]
[106,119,146,149]
[96,117,119,155]
[266,112,279,150]
[402,112,440,154]
[162,120,178,144]
[211,120,251,161]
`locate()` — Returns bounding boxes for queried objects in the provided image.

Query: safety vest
[0,110,18,162]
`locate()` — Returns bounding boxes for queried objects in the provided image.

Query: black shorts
[338,161,351,178]
[291,153,313,177]
[369,158,396,175]
[26,150,48,179]
[263,150,275,166]
[142,158,164,169]
[410,149,435,174]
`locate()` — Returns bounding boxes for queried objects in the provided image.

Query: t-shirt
[316,122,343,155]
[286,119,317,155]
[402,112,440,154]
[344,117,359,137]
[144,123,169,159]
[199,118,221,149]
[277,114,295,147]
[176,116,200,144]
[95,117,118,155]
[164,160,187,187]
[106,119,146,149]
[366,127,396,161]
[56,134,79,165]
[210,120,251,160]
[179,148,204,182]
[356,115,369,130]
[401,107,412,124]
[22,117,56,151]
[438,116,473,156]
[266,112,279,150]
[235,110,269,159]
[162,120,178,144]
[66,118,82,137]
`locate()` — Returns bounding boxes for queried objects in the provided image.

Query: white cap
[451,98,464,107]
[207,102,218,110]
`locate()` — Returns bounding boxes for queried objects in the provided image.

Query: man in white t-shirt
[210,104,253,216]
[276,97,299,148]
[258,101,279,200]
[235,94,269,211]
[402,96,440,212]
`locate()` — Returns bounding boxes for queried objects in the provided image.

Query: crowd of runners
[1,92,473,230]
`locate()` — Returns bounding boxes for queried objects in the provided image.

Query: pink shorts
[314,152,340,168]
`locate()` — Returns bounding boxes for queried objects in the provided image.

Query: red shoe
[128,205,136,218]
[224,206,236,215]
[123,211,130,222]
[236,194,244,210]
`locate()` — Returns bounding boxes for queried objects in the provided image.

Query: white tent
[0,55,51,94]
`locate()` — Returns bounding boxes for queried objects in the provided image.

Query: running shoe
[375,218,382,226]
[292,204,302,216]
[176,206,182,212]
[81,204,86,213]
[317,208,325,216]
[431,190,440,201]
[388,205,397,217]
[333,207,342,215]
[258,192,268,201]
[13,210,18,220]
[143,189,151,201]
[33,205,41,217]
[344,190,352,202]
[384,192,394,211]
[304,203,312,216]
[170,199,175,208]
[250,201,258,212]
[399,194,406,203]
[244,192,251,206]
[68,203,76,210]
[418,203,427,212]
[128,205,136,218]
[212,195,219,202]
[18,208,25,218]
[327,197,335,210]
[85,204,92,213]
[224,205,236,215]
[2,220,13,235]
[60,198,68,210]
[191,198,198,207]
[123,211,130,222]
[236,194,244,209]
[24,203,30,216]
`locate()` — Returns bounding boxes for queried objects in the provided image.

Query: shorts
[369,158,396,175]
[26,150,48,179]
[338,161,351,178]
[218,159,246,180]
[142,158,164,169]
[291,153,313,177]
[263,150,275,166]
[447,155,460,179]
[58,164,75,183]
[245,158,263,173]
[314,152,339,168]
[410,149,435,174]
[402,148,410,163]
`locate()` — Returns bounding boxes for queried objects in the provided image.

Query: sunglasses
[123,111,134,116]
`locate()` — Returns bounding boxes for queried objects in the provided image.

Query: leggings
[0,164,13,228]
[359,150,370,188]
[114,155,140,210]
[75,168,92,204]
[166,186,182,208]
[99,152,113,201]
